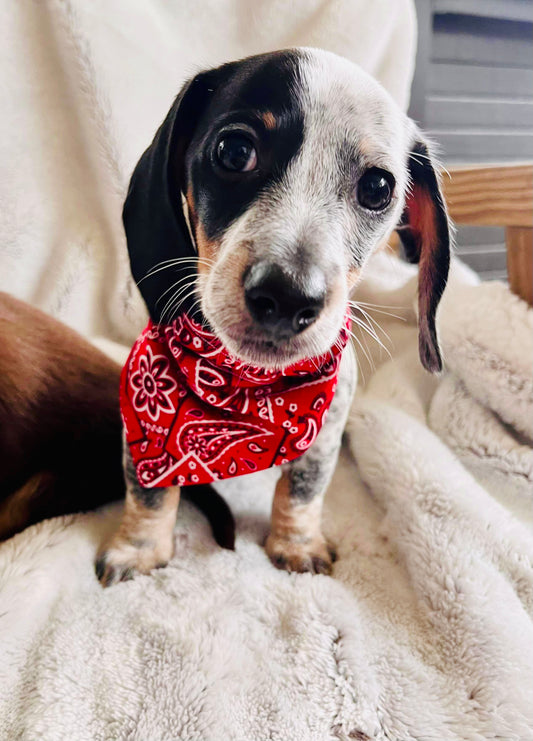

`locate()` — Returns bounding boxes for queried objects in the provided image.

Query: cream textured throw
[2,2,533,739]
[1,254,532,740]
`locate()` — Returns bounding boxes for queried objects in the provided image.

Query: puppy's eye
[216,134,257,172]
[357,168,395,211]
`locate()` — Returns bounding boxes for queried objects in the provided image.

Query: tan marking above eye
[262,111,277,130]
[357,136,371,156]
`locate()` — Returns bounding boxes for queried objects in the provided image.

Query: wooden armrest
[442,163,533,228]
[443,163,533,306]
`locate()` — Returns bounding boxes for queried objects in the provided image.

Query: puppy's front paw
[265,533,336,575]
[95,535,174,587]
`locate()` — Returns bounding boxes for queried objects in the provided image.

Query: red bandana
[120,313,350,488]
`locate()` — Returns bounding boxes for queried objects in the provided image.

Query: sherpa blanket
[1,252,532,741]
[2,2,533,739]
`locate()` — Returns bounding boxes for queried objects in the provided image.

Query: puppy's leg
[96,445,179,587]
[266,346,356,575]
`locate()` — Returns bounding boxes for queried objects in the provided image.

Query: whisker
[161,281,198,323]
[138,256,214,286]
[167,286,201,322]
[352,322,392,362]
[174,296,204,325]
[348,300,407,321]
[319,315,372,379]
[156,272,201,308]
[345,307,393,363]
[350,313,380,341]
[350,323,375,368]
[350,306,406,322]
[349,299,401,354]
[165,290,199,325]
[354,306,393,347]
[345,329,373,378]
[351,312,392,353]
[159,279,197,319]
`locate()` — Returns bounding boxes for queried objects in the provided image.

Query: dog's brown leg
[96,446,180,587]
[266,346,356,575]
[266,469,334,574]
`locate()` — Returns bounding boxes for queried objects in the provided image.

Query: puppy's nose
[244,261,325,338]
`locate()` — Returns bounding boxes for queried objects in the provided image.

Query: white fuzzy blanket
[2,2,533,739]
[1,253,532,741]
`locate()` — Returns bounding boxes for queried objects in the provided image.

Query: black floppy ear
[123,70,216,322]
[396,136,451,373]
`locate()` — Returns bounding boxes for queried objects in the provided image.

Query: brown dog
[0,292,233,545]
[0,292,123,540]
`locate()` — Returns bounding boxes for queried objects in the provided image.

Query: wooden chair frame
[443,163,533,305]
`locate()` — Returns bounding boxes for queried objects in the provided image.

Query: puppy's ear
[396,135,451,373]
[123,69,217,322]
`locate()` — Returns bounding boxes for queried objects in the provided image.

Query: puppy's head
[124,48,450,372]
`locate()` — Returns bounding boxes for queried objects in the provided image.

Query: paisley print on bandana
[120,313,350,488]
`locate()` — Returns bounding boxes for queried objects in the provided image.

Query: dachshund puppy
[96,48,450,586]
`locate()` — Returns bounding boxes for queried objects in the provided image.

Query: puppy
[96,48,450,586]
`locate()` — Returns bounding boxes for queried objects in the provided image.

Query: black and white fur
[96,48,450,586]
